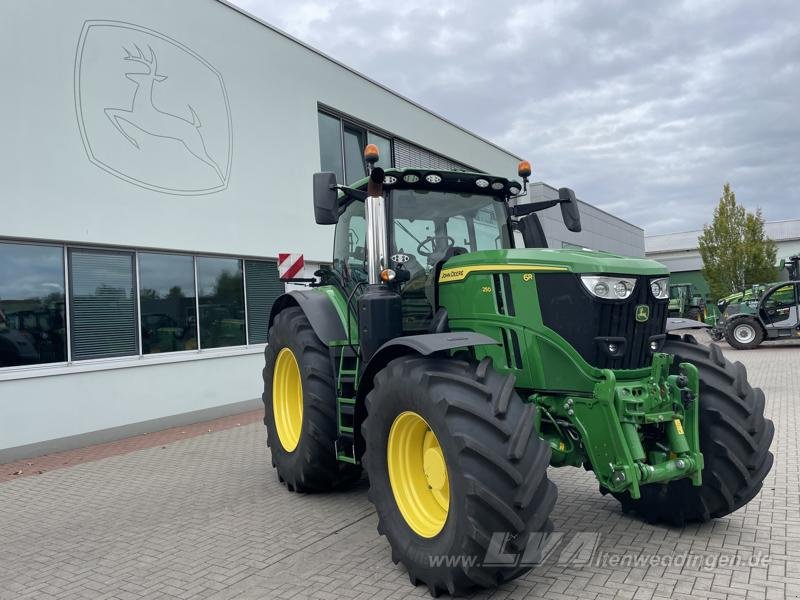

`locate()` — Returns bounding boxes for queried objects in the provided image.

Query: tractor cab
[328,172,515,332]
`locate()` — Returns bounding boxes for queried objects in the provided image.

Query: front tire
[263,306,360,492]
[610,337,774,525]
[362,356,556,596]
[725,317,764,349]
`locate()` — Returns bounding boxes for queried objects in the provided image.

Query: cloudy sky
[232,0,799,234]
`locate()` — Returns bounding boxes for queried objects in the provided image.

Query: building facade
[0,0,642,459]
[645,219,800,297]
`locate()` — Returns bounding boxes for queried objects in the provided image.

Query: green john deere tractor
[668,283,707,321]
[263,145,774,596]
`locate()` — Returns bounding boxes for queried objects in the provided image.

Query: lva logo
[75,21,232,195]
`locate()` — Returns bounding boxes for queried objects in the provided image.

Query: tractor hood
[442,248,669,276]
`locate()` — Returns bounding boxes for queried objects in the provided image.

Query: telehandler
[263,145,774,596]
[718,255,800,349]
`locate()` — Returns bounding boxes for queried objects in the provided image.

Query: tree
[166,286,185,299]
[698,183,777,299]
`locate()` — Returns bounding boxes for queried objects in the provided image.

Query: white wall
[0,0,522,263]
[0,351,264,451]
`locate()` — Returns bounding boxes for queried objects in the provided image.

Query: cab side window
[332,201,367,293]
[765,284,796,309]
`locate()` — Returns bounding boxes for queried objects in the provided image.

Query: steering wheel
[416,235,455,257]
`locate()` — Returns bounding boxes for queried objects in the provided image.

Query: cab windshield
[389,189,511,268]
[389,189,511,331]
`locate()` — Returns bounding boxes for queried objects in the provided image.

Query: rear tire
[724,317,764,349]
[686,307,702,321]
[362,355,556,596]
[609,337,774,525]
[263,306,360,492]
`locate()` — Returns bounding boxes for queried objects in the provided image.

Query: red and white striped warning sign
[278,253,305,280]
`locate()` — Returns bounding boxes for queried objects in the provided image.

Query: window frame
[0,239,69,368]
[137,250,200,356]
[195,255,247,350]
[68,246,140,361]
[317,107,395,182]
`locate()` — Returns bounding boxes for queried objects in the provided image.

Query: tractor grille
[536,273,668,370]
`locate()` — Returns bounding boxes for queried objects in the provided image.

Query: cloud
[231,0,800,234]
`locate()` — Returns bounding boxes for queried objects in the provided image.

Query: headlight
[649,277,669,299]
[581,276,637,300]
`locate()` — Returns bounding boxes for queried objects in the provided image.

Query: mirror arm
[510,200,560,217]
[334,185,368,201]
[333,185,369,216]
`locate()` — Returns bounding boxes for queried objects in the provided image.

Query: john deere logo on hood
[635,305,650,322]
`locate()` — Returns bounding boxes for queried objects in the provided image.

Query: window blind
[245,260,284,344]
[69,249,137,360]
[392,139,471,171]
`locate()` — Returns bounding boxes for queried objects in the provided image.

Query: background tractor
[262,145,774,596]
[716,255,800,349]
[667,283,707,321]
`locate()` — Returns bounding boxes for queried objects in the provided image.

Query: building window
[343,124,367,184]
[368,131,392,170]
[0,242,67,367]
[318,111,344,184]
[196,257,245,348]
[245,260,284,344]
[138,253,198,354]
[0,239,280,372]
[318,110,394,184]
[69,249,138,360]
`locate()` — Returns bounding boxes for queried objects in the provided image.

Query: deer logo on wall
[75,21,232,195]
[104,45,224,183]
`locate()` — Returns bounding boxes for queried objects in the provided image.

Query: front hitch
[563,353,703,499]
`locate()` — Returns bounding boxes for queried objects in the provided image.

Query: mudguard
[268,289,346,344]
[356,332,498,404]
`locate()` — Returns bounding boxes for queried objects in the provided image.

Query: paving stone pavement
[1,341,798,600]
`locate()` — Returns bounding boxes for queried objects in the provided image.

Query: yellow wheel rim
[272,347,303,452]
[387,411,450,538]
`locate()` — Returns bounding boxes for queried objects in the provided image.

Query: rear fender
[268,288,347,345]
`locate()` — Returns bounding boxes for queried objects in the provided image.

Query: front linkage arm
[536,353,703,499]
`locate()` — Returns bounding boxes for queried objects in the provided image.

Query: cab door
[759,283,799,329]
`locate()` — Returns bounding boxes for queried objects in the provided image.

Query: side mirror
[558,187,582,232]
[313,172,339,225]
[517,213,548,248]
